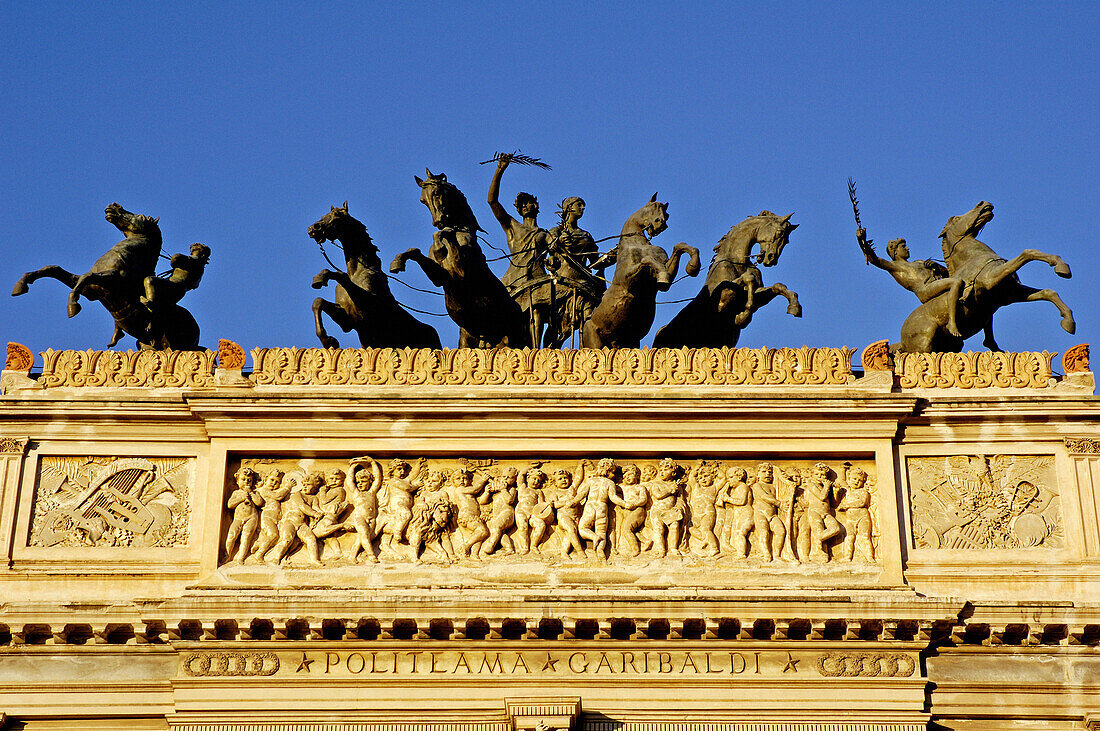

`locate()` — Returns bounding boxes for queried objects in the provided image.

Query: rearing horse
[653,211,800,347]
[581,194,700,348]
[390,170,526,348]
[308,202,441,349]
[12,203,201,349]
[898,200,1074,352]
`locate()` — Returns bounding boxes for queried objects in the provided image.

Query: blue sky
[2,2,1096,360]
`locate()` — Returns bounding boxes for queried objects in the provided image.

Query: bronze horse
[390,170,527,348]
[12,203,201,349]
[309,202,441,349]
[581,194,700,348]
[898,201,1074,352]
[653,211,800,347]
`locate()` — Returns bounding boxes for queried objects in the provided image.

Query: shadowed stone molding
[893,350,1057,389]
[247,346,857,387]
[36,348,216,388]
[506,696,581,731]
[1065,437,1100,455]
[907,455,1061,550]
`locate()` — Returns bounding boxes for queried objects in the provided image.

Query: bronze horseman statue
[12,203,207,350]
[851,183,1075,353]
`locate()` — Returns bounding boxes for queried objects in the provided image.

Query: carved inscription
[30,457,191,548]
[222,457,878,568]
[907,455,1061,550]
[177,649,872,678]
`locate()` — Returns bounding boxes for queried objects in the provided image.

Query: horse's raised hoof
[1061,315,1076,334]
[787,303,803,318]
[734,312,751,326]
[1055,261,1071,278]
[11,280,28,296]
[320,335,340,349]
[67,300,82,318]
[311,273,327,289]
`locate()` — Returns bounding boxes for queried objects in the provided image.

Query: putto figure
[12,203,205,349]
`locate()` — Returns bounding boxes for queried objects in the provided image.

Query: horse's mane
[438,180,483,232]
[128,215,162,238]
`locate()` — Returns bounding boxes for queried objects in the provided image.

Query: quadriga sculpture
[581,194,700,348]
[390,170,527,348]
[12,203,203,349]
[308,202,441,349]
[654,211,801,347]
[887,201,1074,353]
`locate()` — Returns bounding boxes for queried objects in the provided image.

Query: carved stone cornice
[248,346,857,387]
[37,348,216,388]
[893,350,1057,389]
[1065,437,1100,455]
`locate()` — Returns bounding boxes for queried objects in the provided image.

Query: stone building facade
[0,340,1097,730]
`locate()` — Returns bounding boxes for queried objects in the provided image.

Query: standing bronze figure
[653,211,800,348]
[486,155,555,348]
[545,197,609,348]
[12,203,204,349]
[581,194,700,348]
[308,203,441,349]
[390,170,527,348]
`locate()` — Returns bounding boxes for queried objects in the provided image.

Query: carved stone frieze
[1063,343,1090,373]
[1065,437,1100,455]
[5,342,33,371]
[893,350,1057,389]
[29,456,191,548]
[247,346,856,387]
[220,457,878,569]
[37,349,216,388]
[182,651,279,677]
[907,455,1061,550]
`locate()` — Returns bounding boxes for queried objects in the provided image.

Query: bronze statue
[487,155,555,347]
[391,170,527,348]
[12,203,203,349]
[581,194,700,348]
[862,200,1074,353]
[545,197,609,348]
[653,211,800,348]
[308,202,441,349]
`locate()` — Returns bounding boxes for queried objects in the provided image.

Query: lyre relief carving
[220,457,879,569]
[30,456,191,548]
